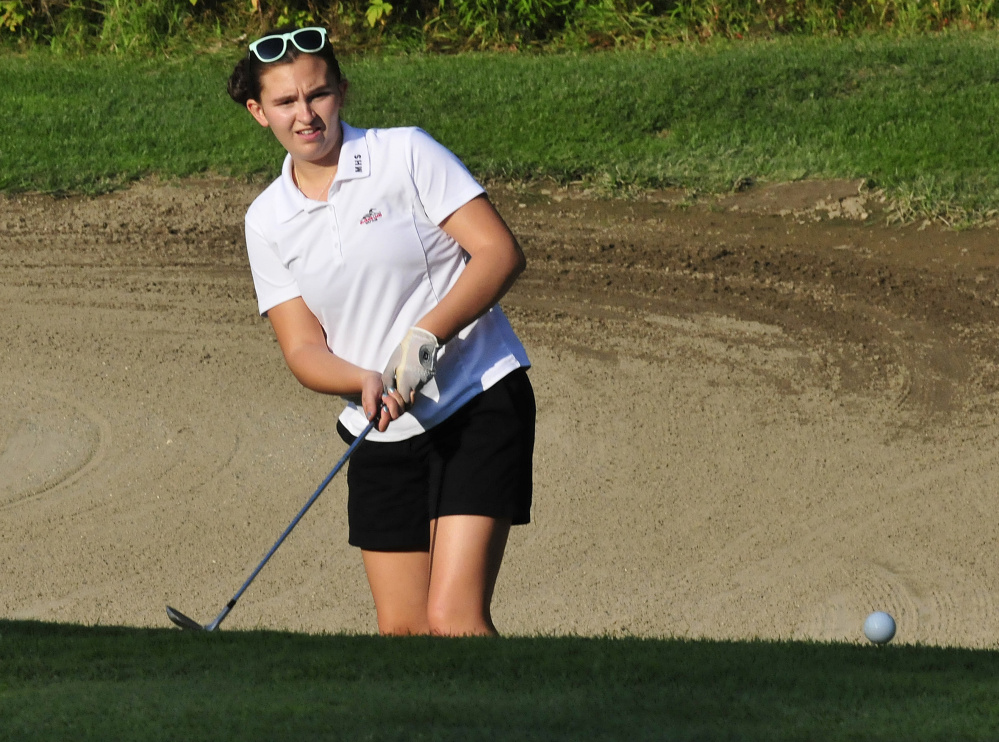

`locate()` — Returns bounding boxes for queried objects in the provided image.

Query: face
[246,54,348,167]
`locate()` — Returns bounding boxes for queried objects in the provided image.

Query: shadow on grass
[1,619,997,740]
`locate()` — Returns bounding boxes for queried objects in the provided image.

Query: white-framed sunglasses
[248,27,328,63]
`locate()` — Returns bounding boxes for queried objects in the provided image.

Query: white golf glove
[381,327,440,401]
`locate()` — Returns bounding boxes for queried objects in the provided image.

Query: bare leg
[426,515,511,637]
[360,516,511,636]
[360,550,431,635]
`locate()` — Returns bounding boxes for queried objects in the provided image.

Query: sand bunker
[2,178,998,647]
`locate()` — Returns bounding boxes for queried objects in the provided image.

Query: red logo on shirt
[359,208,383,225]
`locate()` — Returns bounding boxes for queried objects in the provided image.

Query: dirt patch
[3,178,999,647]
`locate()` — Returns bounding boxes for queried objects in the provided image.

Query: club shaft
[217,418,376,628]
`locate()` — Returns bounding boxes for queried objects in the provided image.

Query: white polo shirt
[244,124,530,442]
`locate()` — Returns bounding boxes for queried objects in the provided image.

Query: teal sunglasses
[248,27,328,63]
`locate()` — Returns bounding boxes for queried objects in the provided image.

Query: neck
[293,161,337,201]
[292,122,343,200]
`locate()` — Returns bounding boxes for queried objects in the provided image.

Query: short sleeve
[407,128,486,226]
[245,215,302,316]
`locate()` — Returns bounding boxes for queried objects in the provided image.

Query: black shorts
[336,368,536,551]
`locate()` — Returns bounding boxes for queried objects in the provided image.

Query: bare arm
[266,297,402,431]
[415,194,526,343]
[268,195,523,418]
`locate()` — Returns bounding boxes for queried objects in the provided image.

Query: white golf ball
[864,611,896,644]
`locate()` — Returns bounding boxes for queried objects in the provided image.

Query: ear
[246,99,270,128]
[338,79,349,103]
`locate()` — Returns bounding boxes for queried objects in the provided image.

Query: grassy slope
[3,620,999,741]
[2,33,999,219]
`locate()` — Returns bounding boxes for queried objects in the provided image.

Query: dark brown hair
[226,25,343,106]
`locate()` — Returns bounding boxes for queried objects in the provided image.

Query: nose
[296,99,317,121]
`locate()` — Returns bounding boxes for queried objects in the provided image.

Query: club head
[166,605,207,631]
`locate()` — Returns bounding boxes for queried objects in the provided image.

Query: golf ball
[864,611,896,644]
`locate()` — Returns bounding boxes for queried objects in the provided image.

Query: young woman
[227,26,535,636]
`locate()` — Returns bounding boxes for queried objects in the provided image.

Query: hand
[360,372,405,432]
[381,327,440,406]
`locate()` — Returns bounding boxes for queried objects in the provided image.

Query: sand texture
[2,178,998,647]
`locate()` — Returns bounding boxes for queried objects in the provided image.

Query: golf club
[166,416,377,631]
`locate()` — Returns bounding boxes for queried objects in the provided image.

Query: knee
[377,613,430,636]
[426,598,496,637]
[378,621,429,636]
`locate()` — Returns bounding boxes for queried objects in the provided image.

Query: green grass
[2,619,999,740]
[3,33,999,220]
[0,53,252,193]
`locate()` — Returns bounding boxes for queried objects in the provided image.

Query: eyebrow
[270,83,334,103]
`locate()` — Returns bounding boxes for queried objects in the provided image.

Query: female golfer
[227,26,534,636]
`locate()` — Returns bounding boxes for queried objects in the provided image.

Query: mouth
[296,126,324,140]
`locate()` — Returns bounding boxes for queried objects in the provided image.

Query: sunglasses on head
[248,27,328,63]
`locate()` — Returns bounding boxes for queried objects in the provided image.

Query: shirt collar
[337,122,371,182]
[272,122,370,223]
